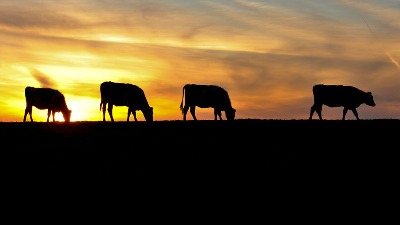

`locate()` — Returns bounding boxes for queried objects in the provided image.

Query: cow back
[313,84,375,108]
[25,86,66,111]
[100,81,152,109]
[184,84,233,110]
[101,82,128,106]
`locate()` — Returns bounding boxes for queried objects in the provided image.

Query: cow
[180,84,236,121]
[23,86,72,122]
[100,81,153,122]
[309,84,376,120]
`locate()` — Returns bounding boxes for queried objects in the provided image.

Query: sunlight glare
[67,97,102,122]
[94,35,144,44]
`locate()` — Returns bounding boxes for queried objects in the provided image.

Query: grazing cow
[180,84,236,121]
[23,86,72,122]
[309,84,376,120]
[100,81,153,122]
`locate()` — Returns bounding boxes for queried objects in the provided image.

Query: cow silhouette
[100,81,153,122]
[23,86,72,122]
[309,84,376,120]
[180,84,236,121]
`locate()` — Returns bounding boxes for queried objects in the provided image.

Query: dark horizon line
[1,118,400,123]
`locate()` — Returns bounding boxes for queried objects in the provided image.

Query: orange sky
[1,0,400,122]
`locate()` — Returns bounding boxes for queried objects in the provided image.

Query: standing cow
[23,86,72,122]
[309,84,376,120]
[180,84,236,121]
[100,81,153,122]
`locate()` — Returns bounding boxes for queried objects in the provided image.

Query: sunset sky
[1,0,400,122]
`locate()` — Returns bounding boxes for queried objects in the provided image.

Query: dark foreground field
[1,119,398,210]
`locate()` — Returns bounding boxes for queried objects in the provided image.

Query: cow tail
[100,88,103,111]
[100,99,104,112]
[179,85,185,113]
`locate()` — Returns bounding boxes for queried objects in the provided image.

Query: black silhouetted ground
[2,119,397,211]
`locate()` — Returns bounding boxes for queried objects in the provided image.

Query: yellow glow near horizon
[67,97,101,122]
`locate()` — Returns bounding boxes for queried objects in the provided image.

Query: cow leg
[310,104,323,120]
[182,105,190,121]
[342,108,349,120]
[47,109,51,122]
[24,105,33,122]
[127,108,132,122]
[316,105,323,120]
[102,102,107,122]
[108,104,115,122]
[351,109,360,120]
[309,105,316,120]
[214,109,222,120]
[189,106,197,120]
[127,108,138,122]
[52,111,56,122]
[23,108,28,122]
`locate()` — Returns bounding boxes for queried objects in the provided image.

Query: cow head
[365,92,376,107]
[225,108,236,121]
[142,107,154,122]
[62,109,72,123]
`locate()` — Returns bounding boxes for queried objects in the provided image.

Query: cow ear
[367,92,372,95]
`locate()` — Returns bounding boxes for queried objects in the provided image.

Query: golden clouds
[0,0,400,121]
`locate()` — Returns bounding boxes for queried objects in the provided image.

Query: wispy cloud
[0,7,84,32]
[29,68,57,88]
[386,51,400,70]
